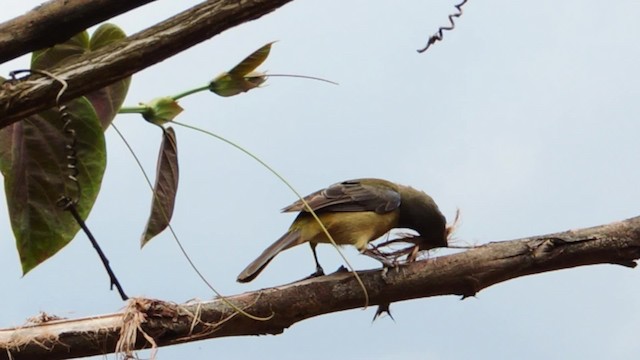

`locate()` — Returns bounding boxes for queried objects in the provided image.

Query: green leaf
[31,31,90,69]
[209,42,273,97]
[89,23,126,50]
[141,97,184,125]
[141,127,179,247]
[228,41,274,77]
[86,23,131,130]
[32,24,130,129]
[0,98,106,274]
[209,71,267,97]
[0,24,129,274]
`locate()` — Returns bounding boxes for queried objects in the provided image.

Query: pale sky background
[1,1,640,359]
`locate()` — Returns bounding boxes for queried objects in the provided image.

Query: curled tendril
[59,101,82,204]
[417,0,468,53]
[8,69,80,204]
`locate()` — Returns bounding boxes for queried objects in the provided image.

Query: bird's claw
[301,266,325,281]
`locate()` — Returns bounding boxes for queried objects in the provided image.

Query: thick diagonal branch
[1,216,639,360]
[0,0,156,64]
[0,0,293,130]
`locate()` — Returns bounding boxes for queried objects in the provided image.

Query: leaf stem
[118,106,148,114]
[172,84,210,100]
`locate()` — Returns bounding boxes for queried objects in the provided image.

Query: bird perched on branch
[237,178,448,283]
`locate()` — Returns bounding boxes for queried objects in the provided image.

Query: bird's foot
[302,265,325,280]
[362,248,398,269]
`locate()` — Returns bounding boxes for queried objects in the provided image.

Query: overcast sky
[2,1,640,359]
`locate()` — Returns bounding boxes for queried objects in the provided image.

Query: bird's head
[397,185,448,249]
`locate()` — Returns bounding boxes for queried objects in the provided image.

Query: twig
[59,199,129,301]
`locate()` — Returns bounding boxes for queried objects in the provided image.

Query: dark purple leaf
[141,127,179,247]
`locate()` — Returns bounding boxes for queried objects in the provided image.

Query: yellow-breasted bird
[236,178,448,283]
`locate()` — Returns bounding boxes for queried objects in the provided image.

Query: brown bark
[1,216,639,360]
[0,0,293,130]
[0,0,157,63]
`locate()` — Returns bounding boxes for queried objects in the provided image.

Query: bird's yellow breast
[290,211,400,251]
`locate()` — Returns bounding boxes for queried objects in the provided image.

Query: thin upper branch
[1,216,639,360]
[0,0,293,130]
[0,0,156,64]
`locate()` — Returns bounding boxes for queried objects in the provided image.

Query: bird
[236,178,448,283]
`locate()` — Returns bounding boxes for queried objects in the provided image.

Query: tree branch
[2,216,639,360]
[0,0,293,130]
[0,0,156,64]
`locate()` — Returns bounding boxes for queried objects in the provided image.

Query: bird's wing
[282,179,401,214]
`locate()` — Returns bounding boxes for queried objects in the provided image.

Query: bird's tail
[237,229,302,283]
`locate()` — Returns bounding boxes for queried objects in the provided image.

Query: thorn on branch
[610,260,637,268]
[372,302,395,322]
[459,275,480,299]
